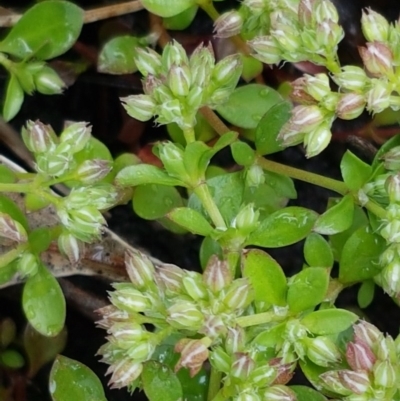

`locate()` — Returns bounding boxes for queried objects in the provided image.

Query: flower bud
[134,47,162,77]
[236,392,261,401]
[22,120,57,153]
[143,74,162,96]
[200,315,226,338]
[304,336,341,367]
[17,252,39,277]
[245,164,265,187]
[167,300,204,330]
[174,338,210,377]
[210,346,231,373]
[158,141,188,181]
[359,42,393,76]
[110,284,151,313]
[375,334,397,362]
[108,322,145,343]
[382,146,400,171]
[385,174,400,203]
[269,358,295,385]
[162,40,189,71]
[304,124,332,158]
[230,352,255,380]
[156,263,184,293]
[298,0,315,27]
[208,87,234,107]
[153,84,174,104]
[186,86,203,109]
[212,54,243,88]
[320,370,353,396]
[304,73,331,102]
[203,255,232,294]
[157,99,182,126]
[36,151,73,177]
[107,359,142,389]
[361,9,390,42]
[277,123,305,147]
[373,360,397,388]
[75,159,112,184]
[125,250,155,289]
[249,365,276,387]
[290,105,324,131]
[284,320,308,342]
[121,94,156,122]
[58,232,84,265]
[59,122,92,153]
[248,36,282,65]
[183,271,208,300]
[232,203,259,234]
[223,278,254,310]
[290,76,317,104]
[380,220,400,243]
[126,340,156,361]
[346,341,376,372]
[338,370,370,394]
[316,20,344,49]
[0,212,28,243]
[34,65,65,95]
[271,24,301,53]
[168,64,191,97]
[336,93,366,120]
[213,10,243,38]
[226,326,246,354]
[261,385,296,401]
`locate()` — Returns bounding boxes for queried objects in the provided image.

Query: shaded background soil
[0,1,400,400]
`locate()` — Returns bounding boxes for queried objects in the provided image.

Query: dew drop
[259,88,270,97]
[252,114,262,121]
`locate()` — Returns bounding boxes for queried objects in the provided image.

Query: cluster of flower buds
[320,320,400,400]
[121,40,243,131]
[246,0,343,67]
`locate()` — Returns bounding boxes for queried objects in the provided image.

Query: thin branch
[0,0,144,27]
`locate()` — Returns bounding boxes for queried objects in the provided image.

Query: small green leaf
[22,264,65,337]
[50,355,106,401]
[199,236,223,269]
[300,309,358,335]
[28,227,52,254]
[0,194,29,230]
[255,101,291,155]
[339,225,385,284]
[216,84,283,129]
[340,150,372,191]
[357,280,375,308]
[140,0,196,17]
[117,164,183,187]
[3,75,24,121]
[24,193,51,212]
[247,207,318,248]
[163,5,198,30]
[168,207,213,235]
[263,171,297,199]
[231,142,255,166]
[142,360,183,401]
[304,233,333,268]
[133,184,183,220]
[242,249,287,306]
[252,323,286,349]
[314,194,354,235]
[291,385,327,401]
[98,36,139,74]
[241,54,263,82]
[0,349,24,369]
[0,1,83,60]
[287,267,329,313]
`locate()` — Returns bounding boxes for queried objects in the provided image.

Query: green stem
[183,127,195,144]
[236,311,279,327]
[257,156,348,195]
[0,182,32,193]
[194,183,227,230]
[207,367,222,401]
[363,199,387,220]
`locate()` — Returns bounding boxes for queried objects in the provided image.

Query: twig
[0,0,144,27]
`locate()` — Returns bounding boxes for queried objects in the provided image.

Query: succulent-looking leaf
[304,233,334,268]
[163,5,198,30]
[3,75,24,121]
[357,279,375,308]
[167,207,213,235]
[140,0,196,17]
[340,150,372,191]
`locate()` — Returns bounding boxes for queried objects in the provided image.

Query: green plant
[1,0,400,400]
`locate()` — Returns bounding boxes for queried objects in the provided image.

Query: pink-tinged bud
[316,20,344,48]
[366,80,391,114]
[269,358,295,385]
[96,305,129,329]
[304,73,331,102]
[22,120,57,153]
[134,47,162,77]
[375,335,396,362]
[242,0,264,10]
[346,341,376,372]
[353,321,383,348]
[0,212,27,243]
[110,284,151,313]
[290,105,324,131]
[290,77,317,104]
[386,174,400,203]
[203,255,232,294]
[174,338,210,377]
[261,385,296,401]
[59,122,91,153]
[230,352,255,380]
[213,10,243,38]
[359,42,393,76]
[373,360,397,388]
[223,278,254,310]
[107,359,142,389]
[304,336,341,367]
[248,36,282,65]
[167,300,204,330]
[121,94,156,122]
[167,64,191,97]
[315,0,340,23]
[271,24,301,54]
[143,75,162,96]
[210,346,231,373]
[361,9,390,42]
[277,123,306,147]
[58,232,84,265]
[382,146,400,171]
[125,250,155,289]
[333,66,368,92]
[199,315,226,338]
[320,370,353,396]
[336,93,366,120]
[249,365,276,387]
[183,271,208,300]
[162,40,189,71]
[156,263,184,293]
[225,326,246,354]
[212,54,242,88]
[298,0,316,27]
[304,124,332,158]
[338,370,370,394]
[75,159,112,184]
